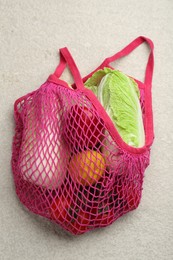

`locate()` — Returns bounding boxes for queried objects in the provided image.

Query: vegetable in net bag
[12,36,154,235]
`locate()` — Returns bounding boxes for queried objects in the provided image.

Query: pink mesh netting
[11,37,154,235]
[12,81,150,235]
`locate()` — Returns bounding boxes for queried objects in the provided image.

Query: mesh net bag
[11,36,154,235]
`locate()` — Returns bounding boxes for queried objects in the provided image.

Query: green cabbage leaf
[84,68,145,147]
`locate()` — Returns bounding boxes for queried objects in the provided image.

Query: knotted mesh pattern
[12,82,149,235]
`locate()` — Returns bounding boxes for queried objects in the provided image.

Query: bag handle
[81,36,154,150]
[48,47,84,90]
[101,36,154,86]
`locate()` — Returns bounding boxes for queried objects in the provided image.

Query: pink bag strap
[48,47,84,90]
[81,36,154,151]
[101,36,154,86]
[99,36,154,149]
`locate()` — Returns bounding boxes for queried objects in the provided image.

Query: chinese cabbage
[85,68,145,148]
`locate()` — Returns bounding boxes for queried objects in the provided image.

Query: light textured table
[0,0,172,259]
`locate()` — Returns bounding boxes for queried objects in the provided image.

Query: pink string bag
[11,36,154,235]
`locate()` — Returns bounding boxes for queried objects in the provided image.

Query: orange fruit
[68,150,106,186]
